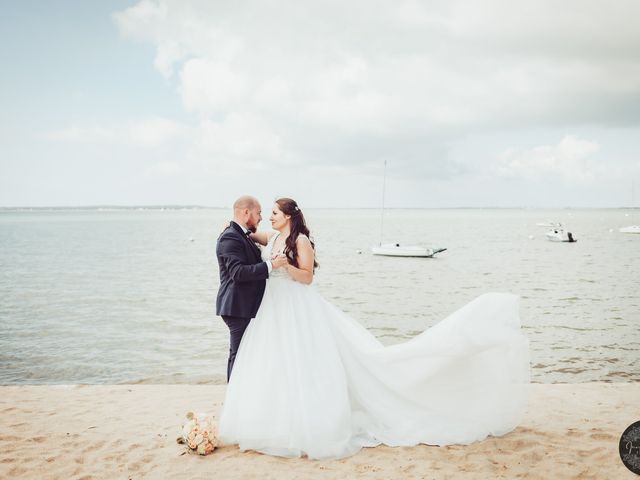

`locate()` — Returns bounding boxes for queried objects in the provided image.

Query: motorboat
[619,225,640,234]
[546,227,577,242]
[371,244,447,258]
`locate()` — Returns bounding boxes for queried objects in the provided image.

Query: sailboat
[620,180,640,234]
[371,161,447,258]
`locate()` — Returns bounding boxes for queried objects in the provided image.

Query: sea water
[0,208,638,384]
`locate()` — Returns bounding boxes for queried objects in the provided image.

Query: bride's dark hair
[275,198,318,271]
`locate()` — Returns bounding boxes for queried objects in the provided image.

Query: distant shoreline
[1,205,639,211]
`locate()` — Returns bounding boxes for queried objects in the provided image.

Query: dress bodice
[262,232,292,280]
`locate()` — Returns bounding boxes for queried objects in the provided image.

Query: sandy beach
[1,383,638,479]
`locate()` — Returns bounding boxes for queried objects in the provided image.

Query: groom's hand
[271,255,289,269]
[219,220,231,234]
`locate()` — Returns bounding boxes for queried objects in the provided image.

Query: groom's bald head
[233,195,262,231]
[233,195,260,211]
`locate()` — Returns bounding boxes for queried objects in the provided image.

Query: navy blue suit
[216,221,270,381]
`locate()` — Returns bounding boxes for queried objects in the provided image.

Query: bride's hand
[271,255,289,269]
[219,220,231,234]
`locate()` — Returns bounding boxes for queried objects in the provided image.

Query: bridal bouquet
[177,412,218,455]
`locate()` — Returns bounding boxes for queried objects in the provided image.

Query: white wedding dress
[218,233,530,460]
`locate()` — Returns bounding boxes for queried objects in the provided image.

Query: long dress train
[218,233,530,459]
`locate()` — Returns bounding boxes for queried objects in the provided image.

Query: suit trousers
[222,315,252,382]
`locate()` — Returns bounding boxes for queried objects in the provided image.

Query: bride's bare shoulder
[296,234,312,245]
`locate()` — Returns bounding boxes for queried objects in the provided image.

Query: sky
[1,0,640,208]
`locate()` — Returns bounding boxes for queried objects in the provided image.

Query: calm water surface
[0,208,638,384]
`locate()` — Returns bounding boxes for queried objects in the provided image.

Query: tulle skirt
[218,278,530,460]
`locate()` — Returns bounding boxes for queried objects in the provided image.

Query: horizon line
[1,204,639,210]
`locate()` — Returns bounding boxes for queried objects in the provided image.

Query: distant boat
[619,225,640,234]
[371,160,446,258]
[536,222,577,242]
[546,226,577,243]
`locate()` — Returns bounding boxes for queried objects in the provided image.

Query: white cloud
[495,135,601,184]
[195,113,282,164]
[111,0,166,42]
[111,0,640,178]
[179,59,247,112]
[35,0,632,208]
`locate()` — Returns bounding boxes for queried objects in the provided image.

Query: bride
[218,198,530,460]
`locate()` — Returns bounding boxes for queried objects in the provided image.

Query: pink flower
[181,412,219,454]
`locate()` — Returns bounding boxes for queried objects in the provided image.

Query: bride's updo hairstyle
[275,198,318,271]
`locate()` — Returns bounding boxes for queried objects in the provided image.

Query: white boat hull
[619,225,640,234]
[545,229,577,242]
[371,244,447,257]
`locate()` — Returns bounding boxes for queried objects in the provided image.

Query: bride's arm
[285,236,315,284]
[249,231,276,246]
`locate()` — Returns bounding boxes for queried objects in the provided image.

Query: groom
[216,195,287,382]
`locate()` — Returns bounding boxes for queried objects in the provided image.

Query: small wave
[604,370,634,378]
[555,325,603,332]
[128,373,220,385]
[548,367,588,375]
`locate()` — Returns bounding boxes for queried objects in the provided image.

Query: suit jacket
[216,221,269,318]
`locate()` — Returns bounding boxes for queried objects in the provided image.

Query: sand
[1,383,639,479]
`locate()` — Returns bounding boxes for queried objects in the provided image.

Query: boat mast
[379,160,387,246]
